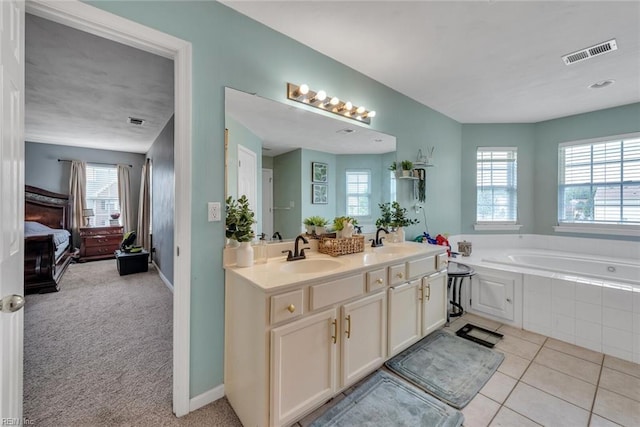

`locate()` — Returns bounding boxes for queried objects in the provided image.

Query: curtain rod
[58,159,132,168]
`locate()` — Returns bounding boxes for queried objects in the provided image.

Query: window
[86,164,120,227]
[389,170,396,203]
[346,170,371,217]
[476,147,518,224]
[558,134,640,226]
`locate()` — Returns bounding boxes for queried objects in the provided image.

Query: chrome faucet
[370,227,389,247]
[282,234,310,261]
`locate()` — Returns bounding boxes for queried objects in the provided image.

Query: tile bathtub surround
[299,313,640,427]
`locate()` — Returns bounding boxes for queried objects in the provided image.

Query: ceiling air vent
[127,116,145,126]
[562,39,617,65]
[336,129,356,135]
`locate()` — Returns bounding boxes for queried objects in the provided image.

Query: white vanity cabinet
[224,245,446,427]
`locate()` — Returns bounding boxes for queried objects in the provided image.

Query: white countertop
[225,241,446,291]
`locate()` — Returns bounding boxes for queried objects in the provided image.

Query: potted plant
[400,160,413,177]
[303,217,315,235]
[388,162,397,172]
[375,202,393,229]
[333,216,358,238]
[226,195,256,267]
[390,201,419,242]
[312,216,329,235]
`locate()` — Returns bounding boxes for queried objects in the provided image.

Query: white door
[471,273,515,321]
[422,272,447,337]
[261,168,273,239]
[237,145,257,237]
[387,280,421,356]
[341,292,386,387]
[0,0,25,419]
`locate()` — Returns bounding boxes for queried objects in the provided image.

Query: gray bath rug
[385,330,504,409]
[309,370,463,427]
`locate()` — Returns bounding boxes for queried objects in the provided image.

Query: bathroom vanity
[224,242,447,427]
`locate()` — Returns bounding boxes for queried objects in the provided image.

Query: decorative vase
[315,226,326,235]
[396,226,405,242]
[402,170,410,177]
[305,225,314,235]
[236,241,254,267]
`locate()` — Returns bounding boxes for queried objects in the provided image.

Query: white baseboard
[189,384,225,412]
[153,260,174,292]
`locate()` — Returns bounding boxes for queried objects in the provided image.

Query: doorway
[23,0,192,417]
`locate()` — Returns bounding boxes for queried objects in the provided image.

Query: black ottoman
[115,249,149,275]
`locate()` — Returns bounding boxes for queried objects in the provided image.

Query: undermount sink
[372,245,419,256]
[280,258,344,274]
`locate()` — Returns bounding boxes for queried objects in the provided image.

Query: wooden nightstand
[79,226,124,261]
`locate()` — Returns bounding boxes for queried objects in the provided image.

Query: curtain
[117,164,133,233]
[68,160,86,248]
[137,158,151,251]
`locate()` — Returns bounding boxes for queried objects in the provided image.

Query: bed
[24,185,73,293]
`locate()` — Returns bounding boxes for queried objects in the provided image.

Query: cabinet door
[422,272,447,337]
[341,292,387,388]
[271,308,337,427]
[388,280,422,356]
[471,273,515,321]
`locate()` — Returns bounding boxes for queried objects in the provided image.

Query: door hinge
[469,299,472,306]
[177,246,180,256]
[238,160,241,167]
[269,177,272,183]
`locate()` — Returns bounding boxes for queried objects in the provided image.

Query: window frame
[85,163,121,228]
[475,146,521,230]
[555,132,640,236]
[345,169,372,219]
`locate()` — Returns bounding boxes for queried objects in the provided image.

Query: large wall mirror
[225,87,396,242]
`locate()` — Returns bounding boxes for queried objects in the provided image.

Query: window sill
[553,224,640,237]
[474,223,523,231]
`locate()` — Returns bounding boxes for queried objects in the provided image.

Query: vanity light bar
[287,83,376,125]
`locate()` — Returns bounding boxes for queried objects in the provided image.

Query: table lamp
[83,208,94,227]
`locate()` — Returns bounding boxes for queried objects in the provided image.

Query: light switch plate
[208,202,221,222]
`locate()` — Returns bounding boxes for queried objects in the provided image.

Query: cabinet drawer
[84,245,117,257]
[85,236,121,247]
[436,253,448,270]
[366,268,387,292]
[270,289,304,324]
[388,263,407,286]
[407,256,436,279]
[310,274,363,311]
[81,227,123,236]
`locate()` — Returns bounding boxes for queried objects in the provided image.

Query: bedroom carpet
[24,260,242,427]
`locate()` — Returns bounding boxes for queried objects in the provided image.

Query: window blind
[558,134,640,225]
[346,170,371,217]
[476,147,518,223]
[86,164,120,227]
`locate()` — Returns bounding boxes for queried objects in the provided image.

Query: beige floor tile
[521,362,597,410]
[496,334,541,360]
[599,367,640,402]
[447,316,467,332]
[504,382,590,427]
[461,393,500,427]
[497,324,547,345]
[497,350,531,379]
[603,355,640,379]
[489,407,541,427]
[534,347,602,384]
[479,371,517,404]
[593,388,640,427]
[545,337,604,364]
[589,414,622,427]
[461,313,502,331]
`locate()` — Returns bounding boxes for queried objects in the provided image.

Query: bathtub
[482,249,640,285]
[448,235,640,363]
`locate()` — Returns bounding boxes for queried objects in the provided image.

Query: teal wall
[534,103,640,239]
[225,116,262,223]
[273,150,302,240]
[262,156,273,169]
[461,124,536,234]
[86,0,462,397]
[460,103,640,240]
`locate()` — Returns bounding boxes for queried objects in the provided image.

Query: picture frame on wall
[312,184,328,204]
[312,162,328,183]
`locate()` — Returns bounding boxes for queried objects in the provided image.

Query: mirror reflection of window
[346,170,371,217]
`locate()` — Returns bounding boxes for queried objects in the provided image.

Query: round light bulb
[316,90,327,102]
[356,106,366,114]
[344,101,353,111]
[368,111,376,118]
[299,84,309,95]
[330,97,340,106]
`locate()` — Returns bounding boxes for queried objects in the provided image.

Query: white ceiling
[221,1,640,123]
[25,14,174,154]
[226,87,396,156]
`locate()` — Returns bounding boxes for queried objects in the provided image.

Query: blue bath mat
[308,370,463,427]
[385,330,504,409]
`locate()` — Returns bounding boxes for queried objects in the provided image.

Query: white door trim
[25,0,193,417]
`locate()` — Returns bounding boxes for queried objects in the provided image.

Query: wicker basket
[318,235,365,257]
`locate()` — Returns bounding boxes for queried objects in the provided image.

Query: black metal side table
[447,261,475,323]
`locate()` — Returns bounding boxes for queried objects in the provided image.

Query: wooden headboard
[25,185,71,230]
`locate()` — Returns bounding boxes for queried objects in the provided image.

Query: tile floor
[296,313,640,427]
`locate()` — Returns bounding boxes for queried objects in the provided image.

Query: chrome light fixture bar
[287,83,376,124]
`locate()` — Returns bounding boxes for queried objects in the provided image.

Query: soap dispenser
[255,233,268,264]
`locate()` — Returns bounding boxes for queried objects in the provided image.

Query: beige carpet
[24,260,242,427]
